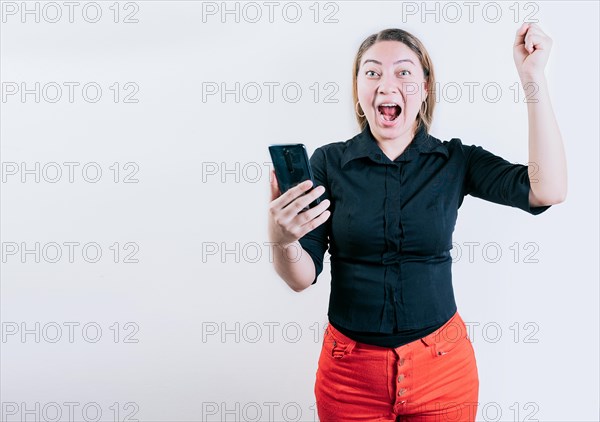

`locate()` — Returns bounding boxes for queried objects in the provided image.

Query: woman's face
[357,40,428,141]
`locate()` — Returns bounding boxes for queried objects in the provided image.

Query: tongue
[380,106,397,119]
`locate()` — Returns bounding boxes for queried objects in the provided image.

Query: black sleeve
[464,143,552,216]
[298,147,331,285]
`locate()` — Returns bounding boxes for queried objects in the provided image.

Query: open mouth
[377,103,402,121]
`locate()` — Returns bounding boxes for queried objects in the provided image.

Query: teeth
[380,103,398,107]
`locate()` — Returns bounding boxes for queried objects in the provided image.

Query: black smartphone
[268,143,321,212]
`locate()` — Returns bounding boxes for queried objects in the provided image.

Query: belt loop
[329,333,357,358]
[331,340,344,359]
[421,333,434,347]
[346,340,356,355]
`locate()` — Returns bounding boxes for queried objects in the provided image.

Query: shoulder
[309,131,362,166]
[314,141,347,156]
[430,133,464,148]
[314,132,361,155]
[426,132,473,160]
[429,135,516,173]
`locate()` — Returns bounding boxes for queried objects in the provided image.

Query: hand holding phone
[267,144,331,249]
[268,171,331,249]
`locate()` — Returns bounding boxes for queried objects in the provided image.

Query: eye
[398,70,411,76]
[365,70,379,77]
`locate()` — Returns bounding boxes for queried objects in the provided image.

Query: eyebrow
[362,59,415,66]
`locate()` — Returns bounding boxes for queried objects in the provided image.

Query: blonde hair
[352,28,436,133]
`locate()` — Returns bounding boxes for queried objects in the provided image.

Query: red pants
[314,311,479,421]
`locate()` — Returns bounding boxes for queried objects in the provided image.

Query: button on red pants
[314,311,479,421]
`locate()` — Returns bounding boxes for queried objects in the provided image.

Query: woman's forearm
[271,241,315,292]
[522,73,568,205]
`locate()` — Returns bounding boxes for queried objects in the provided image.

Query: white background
[1,1,598,421]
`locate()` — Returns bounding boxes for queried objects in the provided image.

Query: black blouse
[298,122,552,348]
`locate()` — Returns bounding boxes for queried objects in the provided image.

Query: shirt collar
[341,122,449,168]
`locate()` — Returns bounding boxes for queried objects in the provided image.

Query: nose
[378,75,399,95]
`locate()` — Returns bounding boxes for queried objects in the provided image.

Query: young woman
[268,23,566,421]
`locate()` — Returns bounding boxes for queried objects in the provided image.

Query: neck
[371,121,421,161]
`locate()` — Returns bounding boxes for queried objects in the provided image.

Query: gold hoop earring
[355,101,365,118]
[420,100,428,117]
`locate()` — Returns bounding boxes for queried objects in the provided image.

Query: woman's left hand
[513,22,553,79]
